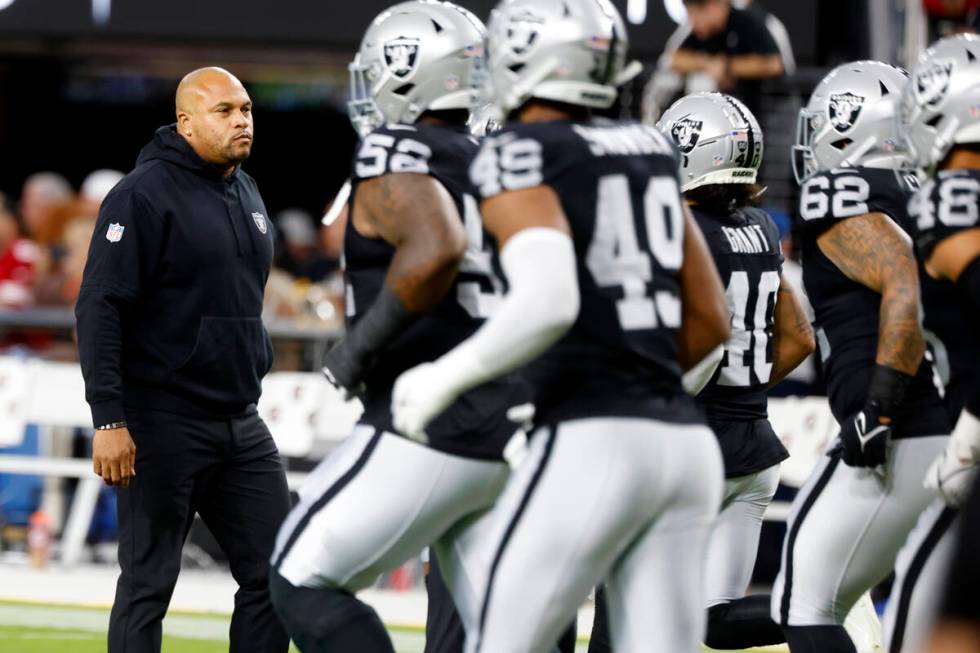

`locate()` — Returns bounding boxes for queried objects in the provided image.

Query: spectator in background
[670,0,784,114]
[30,169,123,306]
[274,208,336,283]
[18,172,73,242]
[0,193,39,309]
[79,169,125,215]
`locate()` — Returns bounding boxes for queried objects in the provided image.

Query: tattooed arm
[354,172,468,311]
[769,273,815,387]
[320,173,467,392]
[816,212,924,375]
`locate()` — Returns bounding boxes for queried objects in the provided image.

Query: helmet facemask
[792,108,821,184]
[348,55,387,138]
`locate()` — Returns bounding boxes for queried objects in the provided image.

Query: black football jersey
[345,122,525,459]
[909,168,980,418]
[470,118,701,426]
[797,166,949,438]
[693,205,789,476]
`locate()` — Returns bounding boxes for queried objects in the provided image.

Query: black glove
[321,339,369,399]
[839,400,891,467]
[838,364,913,468]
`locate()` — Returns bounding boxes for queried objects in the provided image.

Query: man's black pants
[108,407,291,653]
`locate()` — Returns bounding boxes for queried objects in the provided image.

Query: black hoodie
[76,124,275,426]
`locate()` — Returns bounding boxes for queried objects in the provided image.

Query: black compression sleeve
[346,285,416,361]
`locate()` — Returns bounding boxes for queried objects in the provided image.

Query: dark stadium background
[0,0,845,220]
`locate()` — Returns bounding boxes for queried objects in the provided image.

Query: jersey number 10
[717,270,779,387]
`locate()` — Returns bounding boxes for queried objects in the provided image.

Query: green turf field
[0,601,780,652]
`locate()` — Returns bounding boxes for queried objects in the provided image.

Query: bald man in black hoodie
[76,67,290,653]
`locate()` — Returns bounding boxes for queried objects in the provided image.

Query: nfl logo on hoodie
[106,223,125,243]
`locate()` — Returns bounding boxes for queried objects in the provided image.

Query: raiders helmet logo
[828,92,865,133]
[915,60,954,108]
[670,118,703,154]
[506,11,543,58]
[384,37,421,79]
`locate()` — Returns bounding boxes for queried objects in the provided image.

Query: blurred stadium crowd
[0,171,348,348]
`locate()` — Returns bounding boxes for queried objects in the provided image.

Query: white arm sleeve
[681,344,724,395]
[434,227,579,395]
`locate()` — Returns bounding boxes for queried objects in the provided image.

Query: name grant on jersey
[572,123,674,157]
[721,225,771,254]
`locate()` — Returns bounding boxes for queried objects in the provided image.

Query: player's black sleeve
[75,190,166,427]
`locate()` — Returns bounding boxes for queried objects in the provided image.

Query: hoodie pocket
[175,316,270,404]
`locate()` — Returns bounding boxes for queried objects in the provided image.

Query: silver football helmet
[484,0,633,117]
[348,1,487,136]
[793,60,909,184]
[899,34,980,174]
[657,92,763,192]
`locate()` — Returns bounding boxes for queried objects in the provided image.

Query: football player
[770,60,952,653]
[268,4,529,652]
[887,33,980,653]
[655,91,814,649]
[391,0,732,650]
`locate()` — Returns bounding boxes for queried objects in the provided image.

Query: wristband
[96,421,127,431]
[867,364,914,418]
